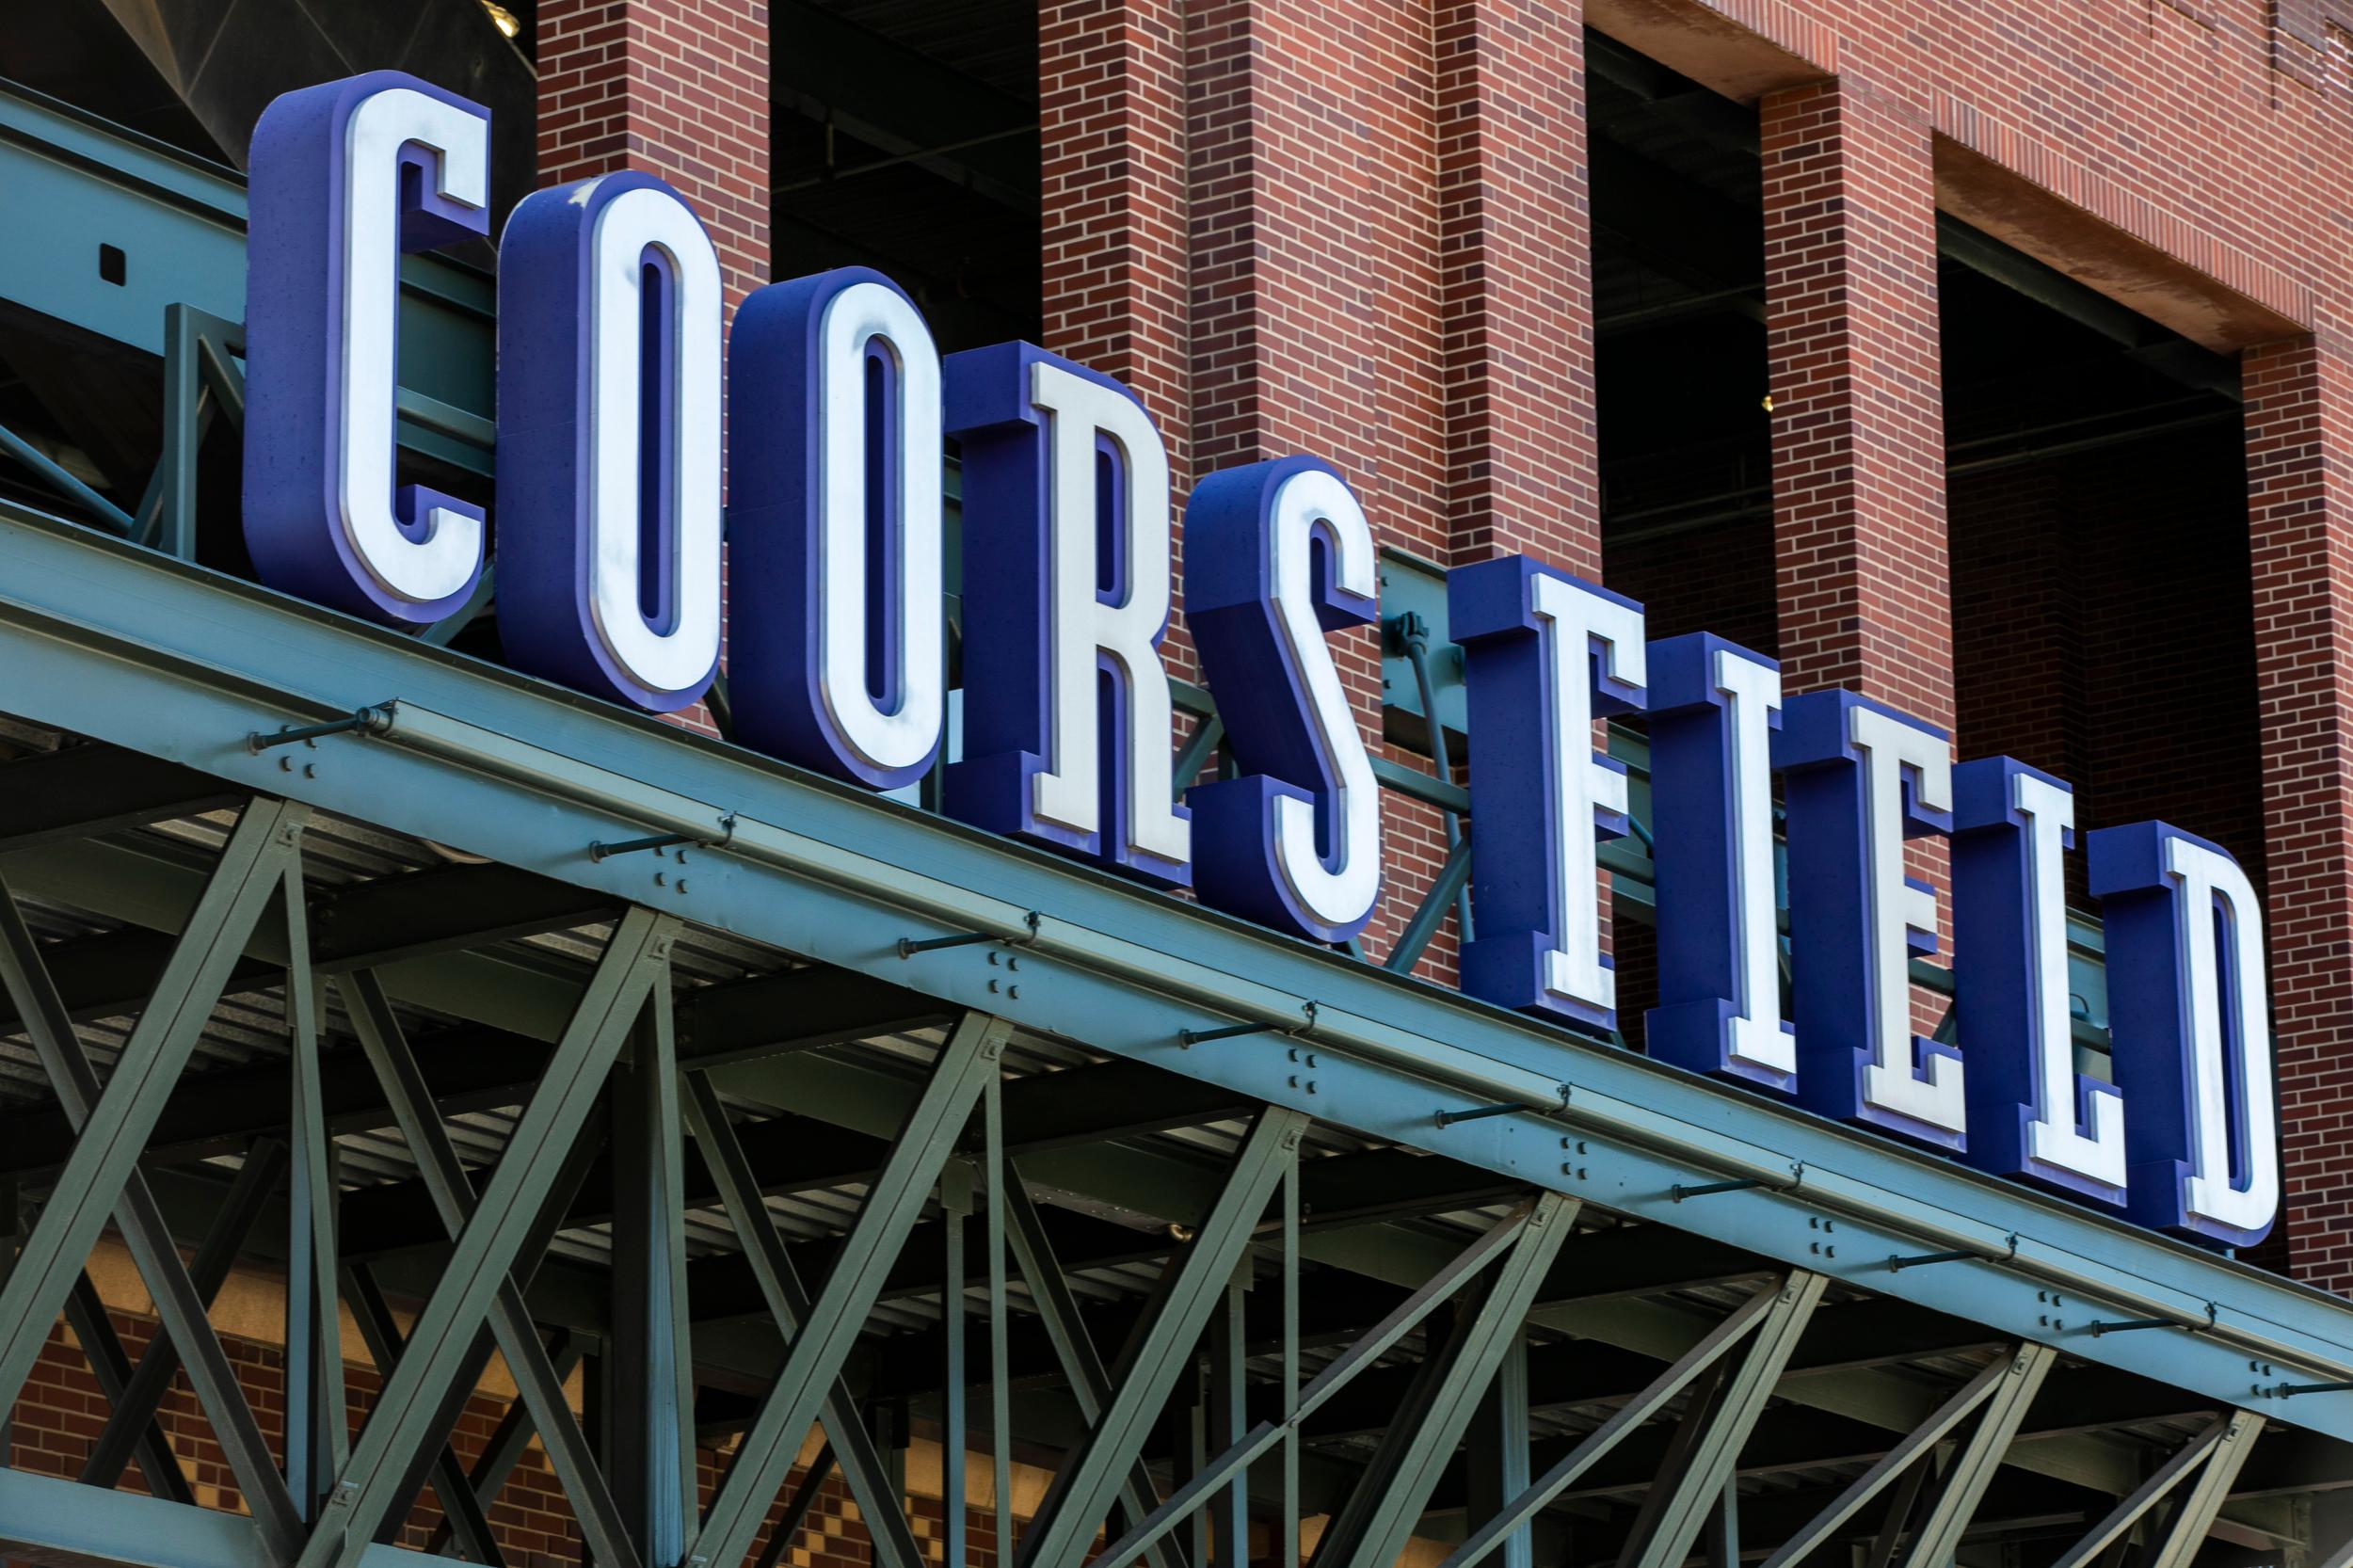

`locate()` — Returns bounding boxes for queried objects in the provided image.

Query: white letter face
[2014,775,2127,1191]
[1449,558,1647,1029]
[585,185,725,702]
[2166,838,2280,1239]
[1778,691,1963,1151]
[725,267,947,790]
[1643,635,1796,1091]
[339,90,489,608]
[495,170,724,712]
[1031,360,1188,869]
[1718,651,1790,1079]
[818,283,945,776]
[1953,760,2127,1203]
[1266,470,1381,932]
[2090,822,2280,1246]
[1185,458,1382,942]
[1850,703,1964,1140]
[1537,573,1648,1016]
[245,74,492,625]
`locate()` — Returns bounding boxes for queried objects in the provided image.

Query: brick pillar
[2247,329,2353,1295]
[1040,0,1192,488]
[1182,0,1457,973]
[536,0,771,312]
[1435,0,1600,581]
[1761,77,1951,1030]
[1761,78,1950,719]
[536,0,770,739]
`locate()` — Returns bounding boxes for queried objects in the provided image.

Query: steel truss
[0,772,2332,1568]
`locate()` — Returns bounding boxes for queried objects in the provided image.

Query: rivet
[1305,1053,1318,1067]
[278,756,293,772]
[988,979,1000,993]
[302,762,317,778]
[676,879,688,893]
[1007,957,1020,971]
[1008,985,1019,1000]
[654,871,666,887]
[988,951,1000,965]
[1824,1246,1835,1257]
[1305,1080,1317,1094]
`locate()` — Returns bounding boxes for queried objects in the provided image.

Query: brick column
[1761,76,1951,1032]
[1183,1,1459,973]
[2247,329,2353,1295]
[1040,0,1192,487]
[1435,0,1601,581]
[536,0,770,739]
[1761,77,1951,720]
[536,0,771,312]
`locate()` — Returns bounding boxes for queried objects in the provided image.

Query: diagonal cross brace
[342,1263,504,1567]
[1017,1107,1311,1568]
[697,1011,1018,1568]
[1613,1270,1828,1568]
[2046,1412,2249,1568]
[61,1272,193,1503]
[0,798,309,1561]
[1000,1160,1187,1568]
[2141,1408,2264,1568]
[1313,1192,1579,1568]
[294,906,677,1568]
[1444,1275,1800,1568]
[680,1069,926,1568]
[80,1137,286,1489]
[1896,1341,2057,1568]
[1089,1198,1548,1568]
[337,965,644,1568]
[424,1331,587,1560]
[1758,1346,2031,1568]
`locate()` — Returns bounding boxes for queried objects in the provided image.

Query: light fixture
[481,1,521,40]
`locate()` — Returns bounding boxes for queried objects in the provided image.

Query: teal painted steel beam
[1758,1349,2041,1568]
[609,975,699,1568]
[1615,1271,1827,1568]
[1442,1277,1794,1568]
[1019,1110,1308,1568]
[0,504,2345,1444]
[341,1265,504,1567]
[1312,1193,1577,1568]
[302,914,674,1568]
[61,1272,196,1504]
[337,968,641,1568]
[1897,1341,2058,1568]
[81,1138,287,1489]
[696,1012,1015,1568]
[1000,1165,1187,1568]
[2141,1410,2265,1568]
[677,1069,926,1568]
[0,800,308,1562]
[1089,1203,1550,1568]
[281,861,347,1521]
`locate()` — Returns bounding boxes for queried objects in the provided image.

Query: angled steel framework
[0,73,2347,1568]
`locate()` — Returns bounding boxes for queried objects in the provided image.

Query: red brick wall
[1760,78,1951,725]
[537,0,771,313]
[2248,331,2353,1290]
